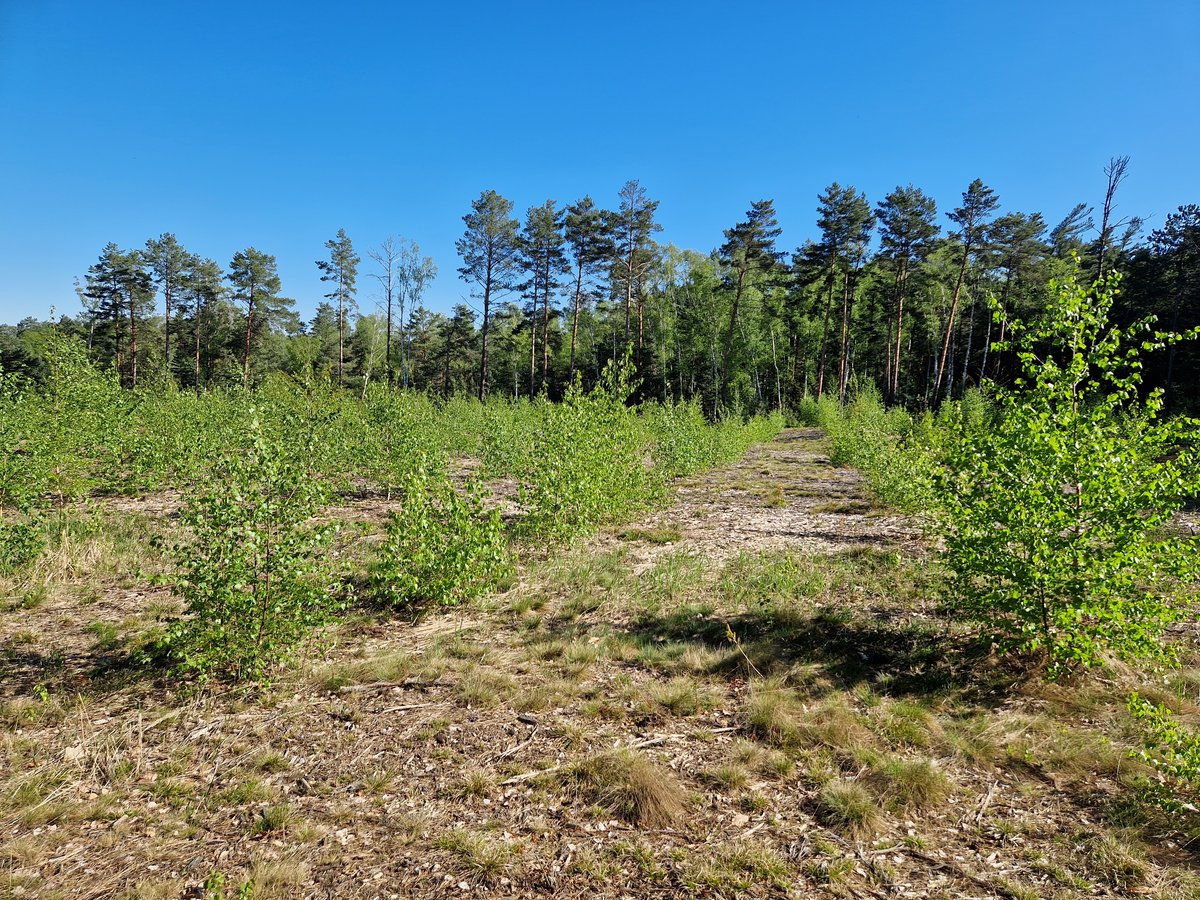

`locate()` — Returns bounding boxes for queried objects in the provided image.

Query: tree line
[2,159,1196,413]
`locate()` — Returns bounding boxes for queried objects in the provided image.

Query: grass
[618,524,682,544]
[563,750,689,828]
[433,828,518,883]
[869,757,951,812]
[814,778,882,838]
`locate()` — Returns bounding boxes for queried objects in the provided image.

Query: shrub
[370,468,510,608]
[816,382,940,512]
[1128,693,1200,797]
[159,413,341,682]
[0,518,43,575]
[938,260,1200,674]
[518,358,661,538]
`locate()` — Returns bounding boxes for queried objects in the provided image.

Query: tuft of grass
[682,841,793,892]
[619,524,682,545]
[814,779,881,838]
[318,650,412,689]
[870,757,950,812]
[219,776,276,806]
[1076,830,1148,891]
[701,763,750,791]
[446,769,494,799]
[246,852,309,898]
[433,828,517,883]
[651,676,721,717]
[253,751,290,774]
[873,699,945,750]
[360,768,395,794]
[746,684,873,759]
[252,803,294,835]
[563,749,689,828]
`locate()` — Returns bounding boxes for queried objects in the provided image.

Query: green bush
[1129,693,1200,807]
[159,413,342,683]
[0,517,44,575]
[815,382,939,513]
[518,359,662,539]
[370,468,510,608]
[938,261,1200,674]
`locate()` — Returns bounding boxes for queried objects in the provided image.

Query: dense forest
[2,158,1196,414]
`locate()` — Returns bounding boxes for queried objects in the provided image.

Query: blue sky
[1,0,1197,325]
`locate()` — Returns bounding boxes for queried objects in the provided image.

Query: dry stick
[495,724,540,761]
[376,702,451,714]
[337,679,441,693]
[901,847,1025,900]
[973,779,1000,824]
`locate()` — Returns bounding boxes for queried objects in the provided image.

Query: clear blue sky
[1,0,1197,325]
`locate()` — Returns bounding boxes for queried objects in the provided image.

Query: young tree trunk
[889,258,910,402]
[837,267,854,403]
[541,265,551,390]
[128,291,138,389]
[933,245,971,402]
[194,301,202,394]
[814,271,836,400]
[720,268,747,405]
[569,259,584,381]
[478,254,493,402]
[337,293,345,387]
[243,293,255,385]
[164,283,173,374]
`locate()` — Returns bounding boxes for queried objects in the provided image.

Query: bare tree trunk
[815,271,836,400]
[194,302,202,393]
[569,260,584,381]
[243,294,254,385]
[889,258,909,402]
[720,269,747,404]
[128,291,138,388]
[541,264,551,390]
[933,247,970,402]
[478,252,493,401]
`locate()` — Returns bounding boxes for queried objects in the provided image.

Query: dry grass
[563,749,689,828]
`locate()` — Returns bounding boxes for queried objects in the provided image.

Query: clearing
[2,428,1198,899]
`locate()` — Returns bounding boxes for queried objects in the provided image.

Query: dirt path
[597,427,923,572]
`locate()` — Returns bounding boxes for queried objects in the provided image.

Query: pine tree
[456,191,520,400]
[143,233,190,376]
[228,248,293,384]
[563,197,617,382]
[933,179,999,402]
[178,255,224,391]
[519,200,569,396]
[717,200,783,408]
[611,180,662,352]
[876,186,939,402]
[812,184,873,400]
[82,243,153,387]
[316,228,360,386]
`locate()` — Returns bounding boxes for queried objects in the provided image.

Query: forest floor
[3,429,1200,899]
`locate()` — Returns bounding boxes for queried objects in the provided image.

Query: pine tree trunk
[815,270,836,400]
[569,260,584,381]
[243,294,255,385]
[541,264,551,390]
[129,291,138,389]
[934,244,971,402]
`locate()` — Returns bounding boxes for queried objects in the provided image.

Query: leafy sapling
[937,257,1200,675]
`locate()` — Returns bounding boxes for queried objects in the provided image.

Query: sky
[0,0,1197,325]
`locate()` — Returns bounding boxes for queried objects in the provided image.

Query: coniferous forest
[3,159,1196,415]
